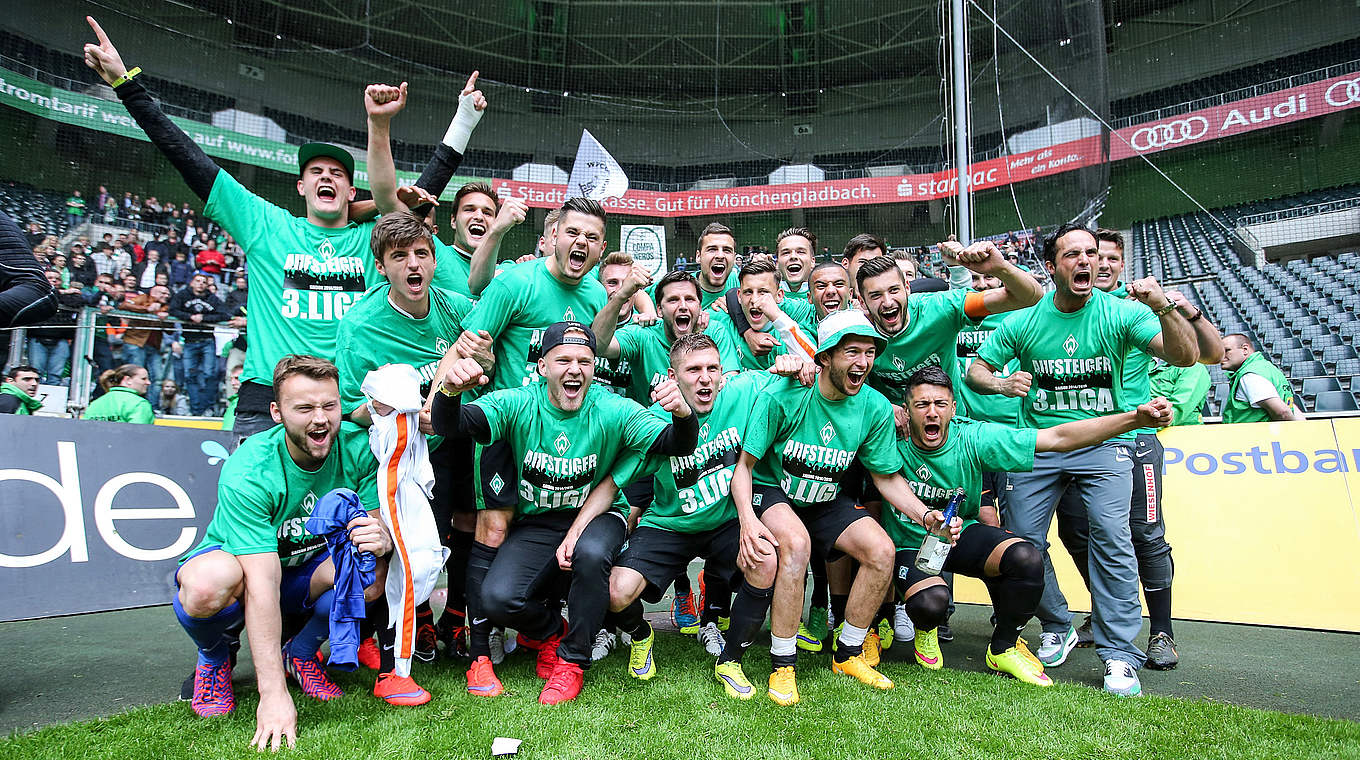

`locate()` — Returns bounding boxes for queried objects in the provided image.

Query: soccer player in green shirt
[967,222,1201,697]
[692,222,741,310]
[430,322,698,705]
[82,16,486,438]
[1051,230,1223,669]
[732,310,954,705]
[707,259,817,371]
[603,334,792,699]
[808,262,854,321]
[171,356,396,752]
[891,366,1172,687]
[775,227,816,302]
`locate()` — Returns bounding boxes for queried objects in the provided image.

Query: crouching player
[430,322,699,704]
[172,355,394,751]
[604,335,795,698]
[889,366,1172,685]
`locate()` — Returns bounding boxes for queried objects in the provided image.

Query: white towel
[362,364,449,678]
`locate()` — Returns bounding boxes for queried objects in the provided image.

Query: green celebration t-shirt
[616,371,776,533]
[887,418,1037,549]
[977,288,1161,436]
[743,377,902,508]
[432,238,517,300]
[869,289,972,410]
[460,258,609,395]
[1149,359,1211,426]
[955,308,1024,426]
[592,321,637,399]
[706,311,789,371]
[82,386,154,424]
[471,382,669,516]
[203,172,459,387]
[189,423,379,568]
[335,285,473,414]
[614,320,744,405]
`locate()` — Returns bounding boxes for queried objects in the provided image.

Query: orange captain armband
[963,291,990,321]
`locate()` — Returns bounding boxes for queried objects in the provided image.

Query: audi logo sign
[1130,116,1211,152]
[1324,77,1360,108]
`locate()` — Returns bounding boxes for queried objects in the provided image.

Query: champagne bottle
[915,488,965,575]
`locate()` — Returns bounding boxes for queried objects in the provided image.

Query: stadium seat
[1313,391,1360,412]
[1303,377,1342,397]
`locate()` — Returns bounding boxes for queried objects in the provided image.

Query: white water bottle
[915,488,965,575]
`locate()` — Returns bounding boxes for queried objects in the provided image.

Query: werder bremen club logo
[563,307,575,321]
[554,432,571,455]
[1063,335,1079,357]
[820,421,836,445]
[916,465,931,481]
[318,238,336,259]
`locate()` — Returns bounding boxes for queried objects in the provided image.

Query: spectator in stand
[121,283,172,394]
[95,185,110,213]
[0,365,43,415]
[164,229,188,261]
[128,195,143,229]
[49,254,70,287]
[169,249,194,289]
[102,195,117,224]
[220,363,243,431]
[224,273,248,315]
[27,269,84,385]
[1219,333,1305,422]
[121,273,141,294]
[196,240,226,283]
[82,363,153,424]
[156,377,191,416]
[25,221,45,249]
[65,189,86,229]
[134,248,169,291]
[169,273,228,414]
[68,250,97,288]
[126,231,145,263]
[86,274,121,374]
[93,241,131,278]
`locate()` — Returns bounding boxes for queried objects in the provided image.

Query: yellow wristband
[110,66,142,89]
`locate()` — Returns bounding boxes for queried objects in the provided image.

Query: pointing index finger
[462,70,479,95]
[86,16,111,46]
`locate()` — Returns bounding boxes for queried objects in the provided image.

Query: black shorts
[752,485,872,562]
[980,471,1003,509]
[623,478,655,510]
[616,520,742,604]
[893,522,1017,597]
[475,439,518,511]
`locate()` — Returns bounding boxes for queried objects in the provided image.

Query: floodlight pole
[950,0,972,245]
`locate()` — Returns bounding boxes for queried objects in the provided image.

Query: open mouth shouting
[707,260,728,282]
[920,420,943,447]
[306,426,332,448]
[819,294,843,313]
[315,184,337,203]
[466,219,488,243]
[693,385,715,407]
[566,248,589,274]
[784,260,804,279]
[876,302,903,331]
[844,367,867,392]
[404,271,425,298]
[561,376,585,402]
[672,311,694,334]
[1072,268,1093,289]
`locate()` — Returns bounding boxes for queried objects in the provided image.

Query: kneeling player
[732,311,957,705]
[431,322,698,704]
[605,335,790,698]
[889,366,1172,685]
[172,356,395,751]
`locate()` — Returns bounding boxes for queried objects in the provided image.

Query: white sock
[770,635,797,657]
[839,622,869,648]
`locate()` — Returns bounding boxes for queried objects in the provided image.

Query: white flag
[567,129,629,200]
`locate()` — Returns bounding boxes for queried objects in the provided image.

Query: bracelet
[110,66,142,89]
[1187,308,1204,323]
[437,383,456,397]
[1152,300,1179,317]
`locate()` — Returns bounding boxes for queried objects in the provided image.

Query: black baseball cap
[297,142,355,180]
[541,321,597,357]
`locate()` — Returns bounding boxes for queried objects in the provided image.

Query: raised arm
[941,240,1043,314]
[468,197,527,296]
[591,265,652,359]
[364,82,408,215]
[1036,398,1172,452]
[1164,289,1225,365]
[82,17,220,201]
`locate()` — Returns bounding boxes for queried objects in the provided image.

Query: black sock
[772,652,797,670]
[830,594,849,626]
[718,581,773,665]
[440,529,474,626]
[467,540,498,659]
[1146,588,1173,638]
[989,542,1044,655]
[616,600,652,641]
[809,554,829,612]
[876,602,893,627]
[833,637,862,663]
[416,602,434,630]
[674,573,692,597]
[377,624,397,674]
[701,572,732,624]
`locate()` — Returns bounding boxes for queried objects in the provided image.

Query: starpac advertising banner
[954,418,1360,632]
[4,65,1358,217]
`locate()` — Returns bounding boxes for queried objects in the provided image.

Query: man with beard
[1052,228,1223,668]
[603,334,788,698]
[859,244,1042,424]
[689,223,740,310]
[82,16,487,438]
[967,223,1200,697]
[438,197,613,694]
[732,311,954,705]
[171,355,394,751]
[430,322,698,704]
